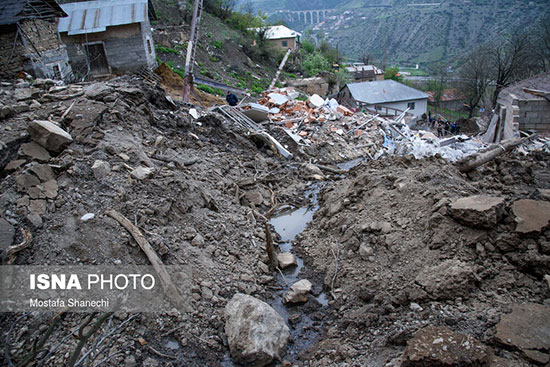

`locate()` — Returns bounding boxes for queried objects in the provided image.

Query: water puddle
[267,184,327,362]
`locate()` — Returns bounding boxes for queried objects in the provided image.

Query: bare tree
[458,48,492,118]
[489,32,531,108]
[531,16,550,72]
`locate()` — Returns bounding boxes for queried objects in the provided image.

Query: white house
[337,80,429,117]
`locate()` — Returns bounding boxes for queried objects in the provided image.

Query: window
[407,102,416,110]
[52,64,61,80]
[282,40,288,47]
[147,39,152,54]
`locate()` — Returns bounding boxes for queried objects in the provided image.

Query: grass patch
[155,45,179,55]
[209,55,220,62]
[212,40,223,49]
[197,84,224,96]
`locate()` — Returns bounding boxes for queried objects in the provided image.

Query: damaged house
[337,80,429,117]
[484,72,550,142]
[57,0,157,78]
[0,0,72,80]
[345,64,385,83]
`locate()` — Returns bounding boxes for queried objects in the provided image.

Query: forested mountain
[237,0,550,68]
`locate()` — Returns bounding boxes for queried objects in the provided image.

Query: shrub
[212,40,223,49]
[197,84,224,96]
[155,46,179,55]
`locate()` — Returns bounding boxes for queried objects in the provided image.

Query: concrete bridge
[273,9,333,25]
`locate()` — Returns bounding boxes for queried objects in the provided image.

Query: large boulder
[84,83,114,100]
[27,120,73,153]
[448,195,505,229]
[401,325,488,366]
[511,199,550,234]
[224,293,289,366]
[495,303,550,365]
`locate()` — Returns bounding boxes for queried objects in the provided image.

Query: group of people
[424,112,460,137]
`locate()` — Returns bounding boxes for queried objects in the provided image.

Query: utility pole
[182,0,203,102]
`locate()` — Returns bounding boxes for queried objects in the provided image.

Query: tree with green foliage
[303,52,331,77]
[384,67,403,82]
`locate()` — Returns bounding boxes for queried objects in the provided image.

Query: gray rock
[304,163,324,177]
[91,160,111,180]
[0,218,15,248]
[277,253,297,269]
[19,142,51,162]
[16,173,40,192]
[41,179,58,199]
[283,279,312,304]
[415,260,475,300]
[511,199,550,234]
[225,293,289,366]
[30,163,54,182]
[28,120,73,153]
[401,325,488,366]
[191,233,205,247]
[15,88,40,101]
[33,78,55,88]
[28,199,46,215]
[130,166,153,180]
[495,303,550,365]
[448,195,505,229]
[13,103,30,113]
[0,105,14,119]
[27,214,43,228]
[84,83,114,100]
[5,159,26,172]
[359,244,374,259]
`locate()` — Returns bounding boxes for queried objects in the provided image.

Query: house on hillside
[0,0,72,80]
[485,72,550,142]
[263,25,301,51]
[337,80,429,117]
[427,89,463,111]
[58,0,157,78]
[345,64,384,82]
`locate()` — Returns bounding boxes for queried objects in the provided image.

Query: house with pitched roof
[0,0,71,80]
[337,80,429,117]
[58,0,157,78]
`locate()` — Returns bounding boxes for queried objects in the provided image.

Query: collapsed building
[0,0,72,80]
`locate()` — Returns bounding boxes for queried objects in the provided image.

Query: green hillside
[238,0,549,68]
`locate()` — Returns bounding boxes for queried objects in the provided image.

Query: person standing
[226,91,238,106]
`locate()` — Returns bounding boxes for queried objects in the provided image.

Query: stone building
[345,64,384,83]
[0,0,72,80]
[57,0,157,78]
[263,25,301,51]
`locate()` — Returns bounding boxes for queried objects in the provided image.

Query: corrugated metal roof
[58,0,148,35]
[0,0,67,26]
[264,25,301,40]
[346,80,429,104]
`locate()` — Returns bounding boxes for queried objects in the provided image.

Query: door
[85,43,109,76]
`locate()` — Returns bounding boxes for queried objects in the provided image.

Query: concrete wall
[267,37,298,51]
[517,99,550,131]
[373,99,428,117]
[288,77,329,97]
[61,22,157,78]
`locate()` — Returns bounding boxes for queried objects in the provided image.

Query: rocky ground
[0,75,549,367]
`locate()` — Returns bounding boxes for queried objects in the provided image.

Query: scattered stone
[304,163,324,177]
[30,163,54,182]
[414,260,475,300]
[409,303,423,312]
[33,78,55,88]
[283,279,312,304]
[28,199,46,215]
[511,199,550,234]
[277,253,297,269]
[495,303,550,365]
[84,83,114,100]
[130,166,153,180]
[359,244,374,259]
[80,213,95,222]
[19,142,51,162]
[91,160,111,180]
[0,105,14,119]
[5,159,26,172]
[13,103,30,113]
[15,88,40,101]
[16,173,40,192]
[41,179,58,199]
[29,100,41,110]
[28,120,73,152]
[401,325,488,366]
[27,214,43,228]
[537,188,550,201]
[448,195,505,228]
[191,233,205,247]
[0,218,15,248]
[225,293,289,366]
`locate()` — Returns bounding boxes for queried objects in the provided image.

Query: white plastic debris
[267,93,289,106]
[307,94,324,108]
[189,108,199,119]
[81,213,95,222]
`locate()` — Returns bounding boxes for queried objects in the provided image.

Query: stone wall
[0,25,27,78]
[517,99,550,131]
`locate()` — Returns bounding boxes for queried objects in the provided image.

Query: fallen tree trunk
[105,209,189,312]
[456,135,534,173]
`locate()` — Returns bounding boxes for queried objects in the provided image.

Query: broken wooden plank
[105,209,189,312]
